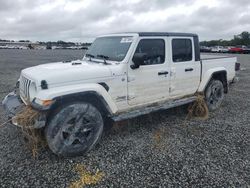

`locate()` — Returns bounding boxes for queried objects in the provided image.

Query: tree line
[200,31,250,47]
[0,39,91,46]
[38,41,92,49]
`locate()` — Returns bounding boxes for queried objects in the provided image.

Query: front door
[127,38,170,106]
[169,37,201,97]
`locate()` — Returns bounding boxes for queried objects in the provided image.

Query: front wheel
[45,102,103,157]
[205,79,224,111]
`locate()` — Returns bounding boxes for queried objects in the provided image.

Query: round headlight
[29,82,37,100]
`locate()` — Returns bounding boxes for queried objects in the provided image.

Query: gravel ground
[0,50,249,187]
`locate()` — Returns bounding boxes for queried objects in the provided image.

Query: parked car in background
[220,46,231,53]
[200,46,211,52]
[243,46,250,54]
[211,46,229,53]
[229,45,244,53]
[211,46,221,53]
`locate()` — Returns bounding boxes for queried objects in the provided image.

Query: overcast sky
[0,0,250,42]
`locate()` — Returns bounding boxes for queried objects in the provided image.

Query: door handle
[158,71,169,75]
[185,68,193,72]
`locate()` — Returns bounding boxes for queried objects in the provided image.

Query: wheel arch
[210,71,228,93]
[198,69,228,93]
[49,91,114,118]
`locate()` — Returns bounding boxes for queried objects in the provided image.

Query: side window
[133,39,165,65]
[172,39,192,62]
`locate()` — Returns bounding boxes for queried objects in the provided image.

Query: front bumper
[2,92,47,128]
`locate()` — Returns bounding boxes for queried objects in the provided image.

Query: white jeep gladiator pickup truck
[2,32,238,156]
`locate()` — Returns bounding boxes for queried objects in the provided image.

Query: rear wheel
[45,102,103,157]
[205,79,224,111]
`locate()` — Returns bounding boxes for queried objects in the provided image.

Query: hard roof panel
[138,32,198,37]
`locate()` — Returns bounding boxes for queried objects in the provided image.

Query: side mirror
[131,53,147,69]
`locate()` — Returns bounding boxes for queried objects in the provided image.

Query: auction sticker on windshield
[120,37,133,43]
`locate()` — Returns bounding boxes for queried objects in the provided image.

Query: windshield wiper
[97,54,110,65]
[85,53,95,61]
[85,53,95,58]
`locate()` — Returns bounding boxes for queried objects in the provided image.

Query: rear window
[172,39,192,62]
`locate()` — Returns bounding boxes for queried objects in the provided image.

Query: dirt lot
[0,50,249,187]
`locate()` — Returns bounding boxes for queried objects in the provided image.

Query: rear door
[127,37,170,106]
[169,37,201,97]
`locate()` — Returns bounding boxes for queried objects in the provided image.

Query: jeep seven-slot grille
[20,75,32,100]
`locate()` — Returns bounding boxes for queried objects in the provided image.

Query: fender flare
[198,68,227,92]
[51,91,114,117]
[34,83,118,115]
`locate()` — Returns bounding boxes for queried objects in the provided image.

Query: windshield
[86,36,133,62]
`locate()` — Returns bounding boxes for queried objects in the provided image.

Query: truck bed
[201,54,234,60]
[198,54,237,91]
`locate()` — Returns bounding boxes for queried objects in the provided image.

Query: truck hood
[21,60,113,86]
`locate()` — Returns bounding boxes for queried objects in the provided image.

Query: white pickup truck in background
[2,32,238,156]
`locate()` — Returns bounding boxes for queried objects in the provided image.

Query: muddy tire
[45,102,103,157]
[205,79,224,111]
